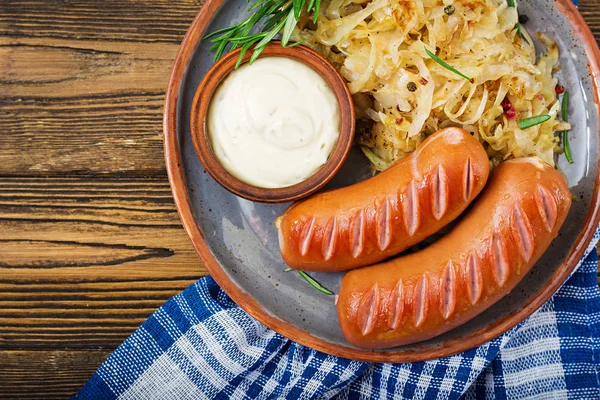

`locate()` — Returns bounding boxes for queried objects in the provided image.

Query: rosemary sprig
[425,47,473,83]
[562,90,573,164]
[284,268,334,295]
[297,271,334,295]
[206,0,322,67]
[519,115,551,130]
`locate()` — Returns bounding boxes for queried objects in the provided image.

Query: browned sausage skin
[336,158,572,350]
[275,127,490,272]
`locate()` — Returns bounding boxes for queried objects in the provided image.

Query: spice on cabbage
[501,98,516,119]
[407,82,417,92]
[424,47,473,83]
[562,90,573,164]
[444,5,455,15]
[519,115,551,130]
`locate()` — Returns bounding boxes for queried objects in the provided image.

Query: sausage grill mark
[358,284,379,336]
[350,210,366,258]
[299,217,315,256]
[377,197,393,251]
[321,217,337,261]
[367,200,543,334]
[440,261,456,320]
[463,157,474,201]
[432,165,449,220]
[413,274,429,328]
[466,252,483,305]
[512,205,534,262]
[388,279,404,330]
[492,232,510,286]
[402,180,420,236]
[536,185,558,233]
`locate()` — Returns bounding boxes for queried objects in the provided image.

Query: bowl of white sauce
[190,42,355,203]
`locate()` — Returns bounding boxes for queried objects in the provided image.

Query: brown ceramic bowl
[189,42,355,203]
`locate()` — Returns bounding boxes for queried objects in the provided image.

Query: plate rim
[163,0,600,362]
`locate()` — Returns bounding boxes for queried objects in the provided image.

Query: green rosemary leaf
[248,0,265,12]
[228,32,269,45]
[519,115,551,130]
[562,90,573,163]
[213,30,236,62]
[249,43,267,64]
[255,18,287,49]
[424,47,473,82]
[207,0,322,65]
[284,268,293,272]
[235,42,255,69]
[293,0,304,19]
[203,24,238,40]
[313,0,321,23]
[281,9,298,47]
[288,40,305,48]
[297,271,334,295]
[261,6,290,31]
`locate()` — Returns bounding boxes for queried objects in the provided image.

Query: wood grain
[581,2,600,43]
[1,350,111,399]
[0,177,203,396]
[0,177,203,353]
[0,0,599,398]
[1,0,204,44]
[0,38,176,175]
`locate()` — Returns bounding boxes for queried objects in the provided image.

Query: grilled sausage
[336,157,572,349]
[275,127,490,271]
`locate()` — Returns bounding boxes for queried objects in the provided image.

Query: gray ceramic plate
[164,0,600,362]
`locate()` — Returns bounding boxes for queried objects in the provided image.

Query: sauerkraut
[293,0,571,170]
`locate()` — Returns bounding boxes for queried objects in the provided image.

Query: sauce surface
[208,57,340,189]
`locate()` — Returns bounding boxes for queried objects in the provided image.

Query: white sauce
[208,57,340,189]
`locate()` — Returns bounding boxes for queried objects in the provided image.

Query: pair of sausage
[337,157,571,349]
[275,127,571,349]
[275,127,491,272]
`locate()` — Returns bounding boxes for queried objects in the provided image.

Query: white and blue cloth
[75,228,600,399]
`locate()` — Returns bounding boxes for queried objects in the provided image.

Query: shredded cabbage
[294,0,570,170]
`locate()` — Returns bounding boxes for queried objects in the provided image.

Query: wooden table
[1,1,599,398]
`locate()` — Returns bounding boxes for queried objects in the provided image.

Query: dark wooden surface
[0,1,599,398]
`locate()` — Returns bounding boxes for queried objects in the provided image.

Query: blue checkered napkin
[75,228,600,400]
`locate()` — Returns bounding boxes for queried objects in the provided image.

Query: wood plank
[0,0,204,176]
[0,0,202,44]
[0,177,205,351]
[581,2,600,43]
[0,0,201,174]
[0,350,112,399]
[0,37,180,175]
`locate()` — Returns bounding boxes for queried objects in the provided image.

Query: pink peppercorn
[505,107,516,119]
